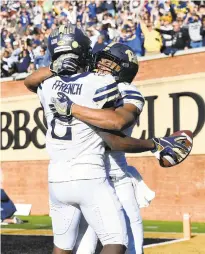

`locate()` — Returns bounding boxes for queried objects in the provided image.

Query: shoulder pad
[118,83,145,112]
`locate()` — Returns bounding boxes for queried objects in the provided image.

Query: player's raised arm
[24,67,52,93]
[24,26,85,93]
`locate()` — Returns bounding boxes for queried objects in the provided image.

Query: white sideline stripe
[181,132,193,144]
[144,238,189,248]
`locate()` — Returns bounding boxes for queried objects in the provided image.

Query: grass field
[1,216,205,253]
[1,215,205,233]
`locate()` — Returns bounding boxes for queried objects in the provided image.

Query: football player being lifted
[25,24,192,254]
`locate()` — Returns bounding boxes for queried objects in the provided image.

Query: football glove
[49,53,79,75]
[152,135,189,165]
[50,96,74,117]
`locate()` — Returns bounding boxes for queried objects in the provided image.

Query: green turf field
[1,216,52,230]
[1,216,205,233]
[143,220,205,233]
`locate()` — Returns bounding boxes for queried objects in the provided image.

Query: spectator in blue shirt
[100,23,111,43]
[120,25,143,56]
[104,0,115,17]
[1,29,8,48]
[34,46,50,69]
[15,49,31,73]
[45,13,54,29]
[93,35,107,54]
[88,0,97,18]
[32,33,41,46]
[20,10,29,27]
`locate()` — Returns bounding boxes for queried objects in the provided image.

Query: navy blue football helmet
[92,42,139,83]
[47,24,91,69]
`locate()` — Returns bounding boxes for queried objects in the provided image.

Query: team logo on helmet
[125,50,138,64]
[57,40,65,46]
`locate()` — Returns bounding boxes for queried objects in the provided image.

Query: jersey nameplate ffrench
[52,80,83,95]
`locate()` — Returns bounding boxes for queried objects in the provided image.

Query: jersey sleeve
[93,77,120,109]
[37,83,45,108]
[117,82,145,112]
[37,76,55,110]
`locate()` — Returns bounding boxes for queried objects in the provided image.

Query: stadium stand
[1,0,205,78]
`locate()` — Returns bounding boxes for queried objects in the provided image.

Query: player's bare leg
[101,244,126,254]
[52,236,126,254]
[53,245,72,254]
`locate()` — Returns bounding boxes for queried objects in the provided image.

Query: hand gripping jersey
[37,72,119,182]
[105,82,145,178]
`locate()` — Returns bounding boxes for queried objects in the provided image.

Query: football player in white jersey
[73,43,148,254]
[50,43,148,254]
[25,26,189,254]
[27,24,130,254]
[49,43,190,254]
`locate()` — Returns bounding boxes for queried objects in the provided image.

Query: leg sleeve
[115,180,144,254]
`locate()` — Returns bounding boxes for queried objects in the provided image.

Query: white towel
[127,166,156,208]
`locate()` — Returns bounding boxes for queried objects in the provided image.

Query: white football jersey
[105,82,145,177]
[37,72,119,182]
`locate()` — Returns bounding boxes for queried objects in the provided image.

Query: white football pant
[75,176,144,254]
[49,177,128,250]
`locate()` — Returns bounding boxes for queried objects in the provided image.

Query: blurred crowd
[1,0,205,78]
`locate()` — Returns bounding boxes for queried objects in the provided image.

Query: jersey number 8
[51,118,72,140]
